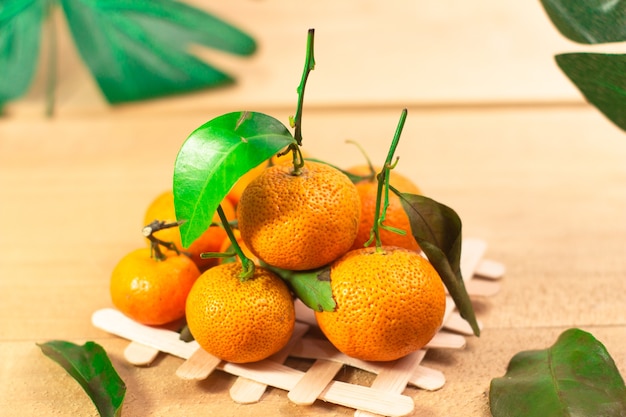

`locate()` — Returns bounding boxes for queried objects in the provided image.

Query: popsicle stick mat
[92,237,504,417]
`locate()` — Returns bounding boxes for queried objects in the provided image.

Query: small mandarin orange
[237,160,360,271]
[185,263,295,363]
[315,246,446,362]
[348,165,421,251]
[110,248,200,325]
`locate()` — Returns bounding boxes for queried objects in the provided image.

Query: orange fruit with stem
[185,262,295,363]
[110,246,200,326]
[315,246,446,361]
[143,190,236,271]
[226,149,311,208]
[236,159,361,271]
[348,165,421,251]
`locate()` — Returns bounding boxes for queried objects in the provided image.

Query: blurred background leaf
[0,0,46,111]
[539,0,626,44]
[539,0,626,133]
[0,0,257,115]
[556,52,626,131]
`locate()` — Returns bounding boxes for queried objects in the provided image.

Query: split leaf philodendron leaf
[38,340,126,417]
[59,0,256,104]
[0,0,46,110]
[0,0,256,113]
[539,0,626,44]
[490,328,626,417]
[556,53,626,132]
[173,111,297,248]
[396,190,480,337]
[264,263,336,312]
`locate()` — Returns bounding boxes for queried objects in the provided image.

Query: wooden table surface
[1,1,625,416]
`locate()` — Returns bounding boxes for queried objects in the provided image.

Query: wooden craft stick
[289,337,445,391]
[410,365,445,391]
[425,330,466,349]
[443,311,483,336]
[441,296,457,325]
[92,309,200,359]
[475,259,506,280]
[229,322,310,404]
[354,350,425,417]
[465,279,501,297]
[93,308,414,416]
[124,341,160,366]
[288,359,344,405]
[221,360,414,416]
[175,348,221,380]
[460,238,487,282]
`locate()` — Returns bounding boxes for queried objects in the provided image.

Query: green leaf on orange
[38,340,126,417]
[395,189,479,336]
[173,111,296,248]
[264,263,336,312]
[490,328,626,416]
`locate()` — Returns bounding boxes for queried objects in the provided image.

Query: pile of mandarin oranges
[109,150,447,364]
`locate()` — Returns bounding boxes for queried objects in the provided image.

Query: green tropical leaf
[556,52,626,132]
[38,340,126,417]
[173,111,296,248]
[490,328,626,417]
[396,190,479,336]
[0,0,46,111]
[59,0,256,104]
[539,0,626,44]
[264,263,336,312]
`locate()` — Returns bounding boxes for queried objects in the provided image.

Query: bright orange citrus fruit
[185,263,295,363]
[315,246,446,362]
[110,248,200,325]
[143,190,236,271]
[236,160,361,271]
[348,165,421,251]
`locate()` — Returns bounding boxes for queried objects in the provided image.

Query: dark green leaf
[490,328,626,417]
[264,263,336,312]
[38,340,126,417]
[59,0,257,103]
[396,190,479,336]
[540,0,626,44]
[556,53,626,132]
[0,0,46,109]
[173,111,296,248]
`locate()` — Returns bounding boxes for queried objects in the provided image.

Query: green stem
[45,0,58,118]
[368,109,408,252]
[293,29,315,146]
[289,28,316,175]
[217,204,254,281]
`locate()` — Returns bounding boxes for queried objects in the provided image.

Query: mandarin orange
[185,263,295,363]
[110,248,200,325]
[315,246,446,361]
[348,165,421,251]
[237,160,360,271]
